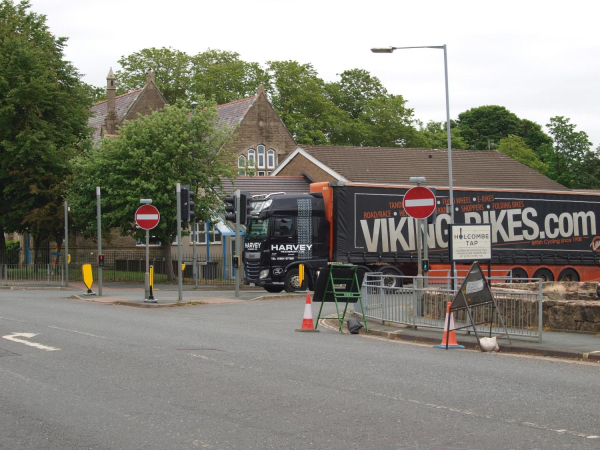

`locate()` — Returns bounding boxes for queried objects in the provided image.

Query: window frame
[257,145,265,168]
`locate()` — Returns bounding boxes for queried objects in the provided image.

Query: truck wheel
[284,269,307,293]
[533,268,554,282]
[263,285,284,293]
[381,267,403,288]
[558,268,579,282]
[509,268,527,282]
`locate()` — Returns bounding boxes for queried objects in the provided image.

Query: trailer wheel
[509,268,528,282]
[263,285,284,293]
[558,268,579,282]
[284,268,307,293]
[533,268,554,282]
[381,267,403,288]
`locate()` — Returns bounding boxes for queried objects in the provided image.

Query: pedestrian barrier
[360,273,543,341]
[0,264,64,287]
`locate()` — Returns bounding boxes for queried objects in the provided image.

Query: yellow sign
[299,264,304,286]
[82,264,93,290]
[181,263,186,271]
[68,254,71,264]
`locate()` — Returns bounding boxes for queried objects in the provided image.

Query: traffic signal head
[98,254,105,267]
[422,259,430,273]
[239,191,253,224]
[224,195,237,222]
[180,185,195,222]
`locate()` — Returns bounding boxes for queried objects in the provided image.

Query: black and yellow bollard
[145,265,157,303]
[82,264,96,296]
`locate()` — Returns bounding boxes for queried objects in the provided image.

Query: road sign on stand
[404,186,436,219]
[135,205,160,230]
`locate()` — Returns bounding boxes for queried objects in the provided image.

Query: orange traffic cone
[434,302,465,349]
[296,293,320,332]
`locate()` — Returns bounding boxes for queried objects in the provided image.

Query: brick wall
[124,82,166,122]
[275,153,337,182]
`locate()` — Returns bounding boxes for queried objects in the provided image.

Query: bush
[5,240,20,264]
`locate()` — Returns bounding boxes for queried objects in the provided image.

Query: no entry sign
[404,187,436,219]
[135,205,160,230]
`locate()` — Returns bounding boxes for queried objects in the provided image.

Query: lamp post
[372,45,456,285]
[191,100,199,287]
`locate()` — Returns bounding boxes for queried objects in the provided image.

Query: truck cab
[243,193,328,293]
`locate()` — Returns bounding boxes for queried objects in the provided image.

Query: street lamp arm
[371,45,445,53]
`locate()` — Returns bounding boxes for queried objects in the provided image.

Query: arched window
[267,149,275,169]
[238,155,246,175]
[257,145,265,168]
[247,149,256,168]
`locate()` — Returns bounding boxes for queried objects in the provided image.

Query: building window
[257,145,265,168]
[193,222,222,245]
[238,155,246,175]
[267,149,275,168]
[248,149,255,168]
[137,236,162,246]
[257,171,266,176]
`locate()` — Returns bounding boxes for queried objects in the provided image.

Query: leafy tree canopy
[497,135,548,175]
[414,120,468,150]
[68,99,236,280]
[0,0,91,259]
[116,47,192,104]
[543,116,596,188]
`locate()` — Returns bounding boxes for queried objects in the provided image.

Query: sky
[30,0,600,148]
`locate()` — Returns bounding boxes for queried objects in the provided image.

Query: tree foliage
[0,0,91,260]
[497,135,548,174]
[543,116,596,188]
[456,105,552,154]
[116,47,192,104]
[415,120,468,150]
[68,100,236,280]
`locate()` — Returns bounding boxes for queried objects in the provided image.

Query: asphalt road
[1,289,599,450]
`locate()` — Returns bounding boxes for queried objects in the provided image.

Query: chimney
[257,84,265,96]
[105,67,118,135]
[146,69,155,84]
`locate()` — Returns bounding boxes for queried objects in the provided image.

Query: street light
[372,44,456,283]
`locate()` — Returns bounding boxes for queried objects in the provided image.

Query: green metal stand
[315,263,369,334]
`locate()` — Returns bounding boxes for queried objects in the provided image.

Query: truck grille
[246,261,261,281]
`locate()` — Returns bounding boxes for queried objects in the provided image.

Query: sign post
[135,203,160,302]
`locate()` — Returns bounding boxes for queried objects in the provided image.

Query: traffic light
[98,254,105,267]
[224,195,237,222]
[239,191,253,224]
[422,259,430,273]
[180,185,195,222]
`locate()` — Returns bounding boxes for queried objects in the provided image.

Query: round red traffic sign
[404,187,436,219]
[135,205,160,230]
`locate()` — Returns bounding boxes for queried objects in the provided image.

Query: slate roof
[298,146,568,191]
[216,96,257,128]
[89,89,143,146]
[218,176,310,196]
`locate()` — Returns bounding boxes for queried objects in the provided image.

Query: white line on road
[2,332,60,351]
[48,326,109,339]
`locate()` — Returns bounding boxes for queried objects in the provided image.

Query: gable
[89,89,142,146]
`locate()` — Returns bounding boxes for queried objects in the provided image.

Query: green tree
[544,116,595,188]
[0,0,91,262]
[190,49,268,105]
[497,135,548,174]
[457,105,524,150]
[325,69,421,147]
[115,47,192,104]
[265,60,340,145]
[415,120,468,150]
[68,99,236,280]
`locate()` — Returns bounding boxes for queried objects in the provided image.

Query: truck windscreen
[247,219,268,239]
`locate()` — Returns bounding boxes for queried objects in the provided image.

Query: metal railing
[0,251,239,287]
[360,273,543,341]
[0,264,64,287]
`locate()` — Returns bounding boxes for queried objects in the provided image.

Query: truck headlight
[259,269,269,279]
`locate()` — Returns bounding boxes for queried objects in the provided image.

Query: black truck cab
[243,193,328,293]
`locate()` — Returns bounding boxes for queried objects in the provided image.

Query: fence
[360,273,543,341]
[1,250,238,287]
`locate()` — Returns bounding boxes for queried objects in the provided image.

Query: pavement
[4,282,600,363]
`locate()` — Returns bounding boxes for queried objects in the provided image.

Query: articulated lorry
[243,181,600,292]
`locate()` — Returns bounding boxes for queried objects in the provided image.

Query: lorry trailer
[243,181,600,292]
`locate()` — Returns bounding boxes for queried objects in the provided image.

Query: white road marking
[48,326,108,339]
[2,332,60,351]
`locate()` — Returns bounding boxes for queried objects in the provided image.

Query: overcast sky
[30,0,599,148]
